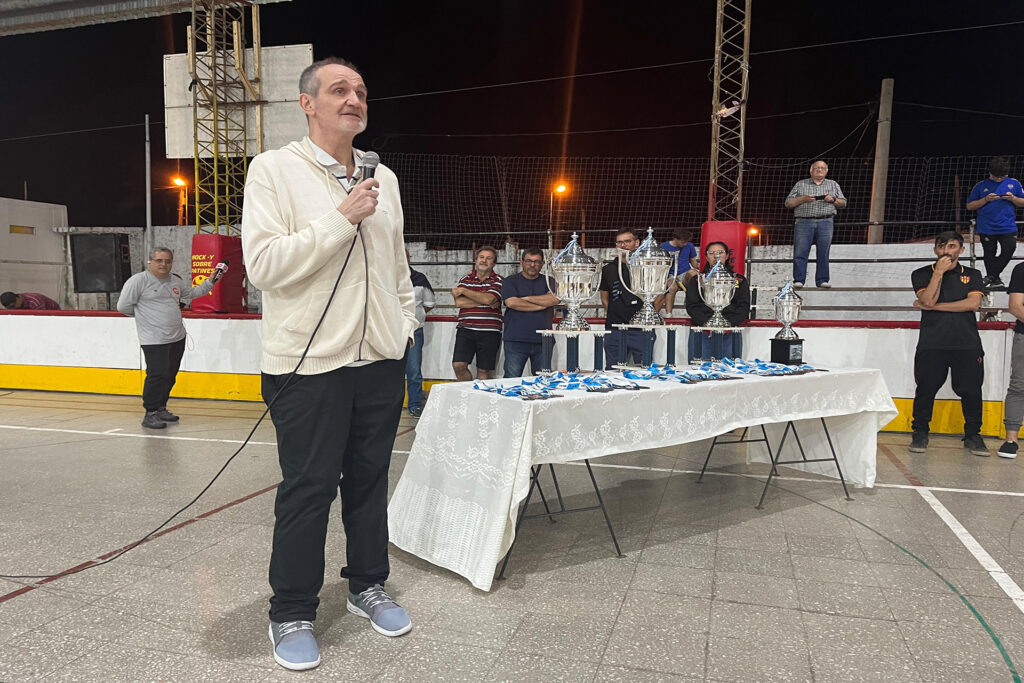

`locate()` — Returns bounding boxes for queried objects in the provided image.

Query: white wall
[0,197,69,302]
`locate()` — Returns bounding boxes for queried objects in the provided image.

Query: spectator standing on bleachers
[997,260,1024,459]
[1,291,60,310]
[406,250,434,417]
[966,156,1024,288]
[784,160,846,289]
[908,231,989,457]
[501,247,558,377]
[452,246,503,381]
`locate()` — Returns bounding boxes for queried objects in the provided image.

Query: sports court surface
[1,390,1022,681]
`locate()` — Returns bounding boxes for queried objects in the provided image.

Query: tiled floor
[1,389,1023,681]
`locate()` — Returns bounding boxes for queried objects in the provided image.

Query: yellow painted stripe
[882,397,1006,439]
[1,365,1006,438]
[0,365,454,405]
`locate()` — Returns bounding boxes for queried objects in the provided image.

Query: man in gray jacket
[117,247,225,429]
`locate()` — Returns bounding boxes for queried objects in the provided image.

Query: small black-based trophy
[770,282,803,364]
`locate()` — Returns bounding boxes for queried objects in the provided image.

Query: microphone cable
[0,214,368,582]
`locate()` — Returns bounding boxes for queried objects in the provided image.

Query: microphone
[211,258,229,284]
[360,151,380,180]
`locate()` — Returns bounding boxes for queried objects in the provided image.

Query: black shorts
[453,328,501,371]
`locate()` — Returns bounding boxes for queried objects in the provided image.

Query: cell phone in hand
[814,195,829,201]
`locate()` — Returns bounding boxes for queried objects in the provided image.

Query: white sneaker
[793,282,804,289]
[817,282,832,289]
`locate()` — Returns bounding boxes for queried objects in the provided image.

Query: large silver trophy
[771,282,804,364]
[618,227,674,326]
[696,263,737,328]
[774,282,803,340]
[547,232,601,331]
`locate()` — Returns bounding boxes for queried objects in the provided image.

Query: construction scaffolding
[187,0,264,236]
[707,0,751,222]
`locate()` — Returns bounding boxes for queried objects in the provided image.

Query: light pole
[172,176,188,226]
[548,181,569,249]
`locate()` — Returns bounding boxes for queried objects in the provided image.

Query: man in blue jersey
[966,156,1024,288]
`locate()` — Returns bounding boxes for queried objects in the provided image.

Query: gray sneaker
[963,434,990,457]
[141,411,166,429]
[155,407,179,422]
[347,584,412,636]
[908,432,928,453]
[269,620,320,671]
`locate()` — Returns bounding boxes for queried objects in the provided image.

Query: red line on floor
[878,443,925,487]
[395,426,415,437]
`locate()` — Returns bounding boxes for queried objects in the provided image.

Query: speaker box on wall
[70,234,132,293]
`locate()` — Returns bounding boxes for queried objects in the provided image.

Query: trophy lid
[628,227,671,265]
[775,281,803,302]
[552,232,597,266]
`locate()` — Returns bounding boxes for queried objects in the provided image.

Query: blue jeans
[604,329,654,367]
[793,217,833,285]
[405,327,424,410]
[503,339,553,378]
[687,329,742,362]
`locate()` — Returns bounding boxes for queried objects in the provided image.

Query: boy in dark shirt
[908,231,989,456]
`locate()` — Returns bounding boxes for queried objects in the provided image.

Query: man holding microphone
[242,57,417,671]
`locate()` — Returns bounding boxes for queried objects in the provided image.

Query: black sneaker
[984,275,1005,288]
[156,407,179,422]
[998,441,1018,459]
[963,434,990,457]
[908,432,928,452]
[141,411,166,429]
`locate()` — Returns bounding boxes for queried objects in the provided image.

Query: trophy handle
[544,261,557,298]
[617,250,643,299]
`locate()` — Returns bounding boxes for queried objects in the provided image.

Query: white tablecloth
[388,367,897,591]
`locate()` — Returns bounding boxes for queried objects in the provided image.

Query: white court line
[103,428,123,434]
[0,424,277,446]
[918,489,1024,615]
[569,460,1024,498]
[3,423,1023,499]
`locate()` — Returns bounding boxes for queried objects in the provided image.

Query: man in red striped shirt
[452,246,503,381]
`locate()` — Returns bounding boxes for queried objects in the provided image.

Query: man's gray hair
[149,247,173,260]
[299,57,362,97]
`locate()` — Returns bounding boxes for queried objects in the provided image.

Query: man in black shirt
[600,229,655,367]
[909,231,989,456]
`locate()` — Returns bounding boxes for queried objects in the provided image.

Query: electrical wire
[368,20,1024,103]
[0,120,163,144]
[897,102,1024,120]
[0,220,365,582]
[743,109,876,169]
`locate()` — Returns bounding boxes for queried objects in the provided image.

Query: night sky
[1,1,1022,226]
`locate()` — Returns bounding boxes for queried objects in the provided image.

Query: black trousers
[911,349,984,436]
[141,338,186,412]
[980,233,1016,280]
[263,357,406,622]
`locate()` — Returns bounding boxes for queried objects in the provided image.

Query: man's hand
[913,299,933,310]
[934,254,955,274]
[985,192,1001,203]
[802,194,816,204]
[824,194,836,203]
[451,286,464,298]
[337,178,380,224]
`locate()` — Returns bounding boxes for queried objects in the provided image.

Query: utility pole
[868,78,893,244]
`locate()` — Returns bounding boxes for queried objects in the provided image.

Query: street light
[549,181,570,249]
[171,177,188,226]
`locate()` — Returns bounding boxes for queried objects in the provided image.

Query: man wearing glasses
[501,248,559,376]
[600,229,653,367]
[117,247,226,429]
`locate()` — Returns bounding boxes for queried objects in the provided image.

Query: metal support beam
[707,0,752,222]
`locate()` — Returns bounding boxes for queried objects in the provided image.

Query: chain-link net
[386,154,1023,251]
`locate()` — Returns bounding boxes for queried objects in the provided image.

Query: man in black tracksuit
[909,231,990,456]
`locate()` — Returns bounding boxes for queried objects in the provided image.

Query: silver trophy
[697,263,737,328]
[774,282,803,340]
[618,227,674,325]
[547,232,601,331]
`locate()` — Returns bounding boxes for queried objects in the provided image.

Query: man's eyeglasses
[615,240,636,246]
[150,259,172,264]
[522,259,544,265]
